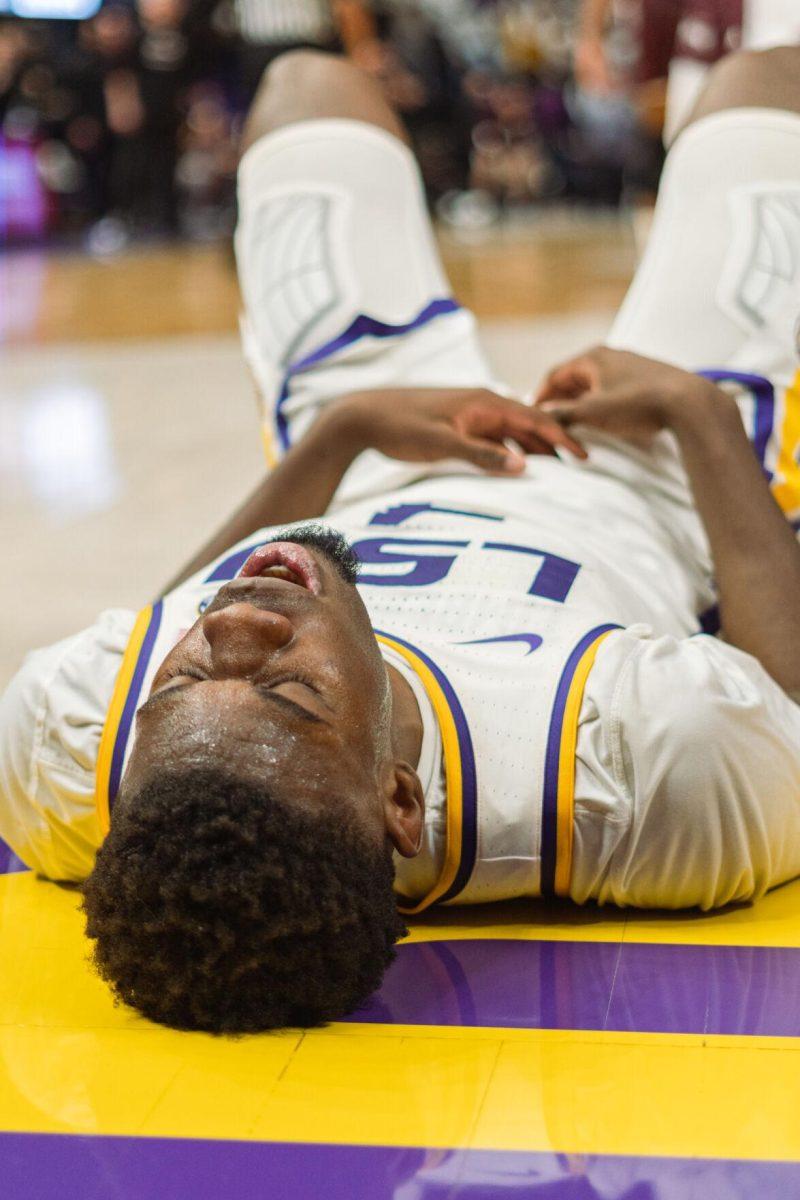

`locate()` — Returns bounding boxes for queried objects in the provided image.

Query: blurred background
[2,0,800,681]
[3,0,799,249]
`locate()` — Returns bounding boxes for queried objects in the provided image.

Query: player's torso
[98,469,709,903]
[336,475,672,906]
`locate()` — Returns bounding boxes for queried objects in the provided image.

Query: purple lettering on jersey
[353,537,468,587]
[369,502,503,527]
[203,542,263,584]
[482,541,580,603]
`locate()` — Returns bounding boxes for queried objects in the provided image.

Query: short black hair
[82,767,406,1032]
[268,523,360,585]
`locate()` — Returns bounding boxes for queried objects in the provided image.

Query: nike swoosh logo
[456,634,543,655]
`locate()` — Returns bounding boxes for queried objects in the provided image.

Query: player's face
[122,529,393,833]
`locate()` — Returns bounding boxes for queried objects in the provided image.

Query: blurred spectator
[575,0,800,145]
[69,4,138,225]
[175,79,237,238]
[232,0,358,101]
[0,19,31,123]
[94,0,198,237]
[355,1,470,199]
[6,0,793,248]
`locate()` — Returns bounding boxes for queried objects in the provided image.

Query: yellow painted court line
[403,879,800,948]
[331,1022,800,1051]
[2,1021,800,1163]
[3,873,800,1162]
[4,872,800,949]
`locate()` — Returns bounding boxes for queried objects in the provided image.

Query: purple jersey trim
[108,600,163,807]
[374,627,477,905]
[540,623,620,897]
[698,369,775,480]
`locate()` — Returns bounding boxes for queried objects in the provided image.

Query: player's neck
[386,664,423,769]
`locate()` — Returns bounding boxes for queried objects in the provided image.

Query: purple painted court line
[4,1134,800,1200]
[349,938,800,1037]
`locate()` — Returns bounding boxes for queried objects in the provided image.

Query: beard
[267,523,360,586]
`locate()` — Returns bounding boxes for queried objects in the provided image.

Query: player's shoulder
[0,608,137,880]
[591,624,800,759]
[2,608,136,711]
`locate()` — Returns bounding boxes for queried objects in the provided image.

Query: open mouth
[238,542,321,595]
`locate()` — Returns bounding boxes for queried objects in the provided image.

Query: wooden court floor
[1,218,637,345]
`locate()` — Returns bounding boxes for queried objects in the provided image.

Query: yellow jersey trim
[376,632,477,915]
[95,603,158,835]
[554,629,614,895]
[542,624,619,897]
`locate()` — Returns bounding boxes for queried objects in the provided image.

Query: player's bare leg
[241,49,410,153]
[682,45,800,129]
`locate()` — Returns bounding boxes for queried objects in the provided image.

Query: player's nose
[201,601,294,677]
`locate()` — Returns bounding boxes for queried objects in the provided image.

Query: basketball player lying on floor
[2,48,800,1034]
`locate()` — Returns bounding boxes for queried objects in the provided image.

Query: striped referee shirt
[234,0,333,46]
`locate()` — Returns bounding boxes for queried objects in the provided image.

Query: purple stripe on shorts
[349,937,800,1037]
[276,297,461,450]
[698,370,775,480]
[3,1133,799,1200]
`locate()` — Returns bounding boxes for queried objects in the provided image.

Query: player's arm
[161,386,584,592]
[537,347,800,700]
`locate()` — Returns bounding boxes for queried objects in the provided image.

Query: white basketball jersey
[96,461,715,910]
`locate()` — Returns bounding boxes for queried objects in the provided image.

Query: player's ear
[383,761,424,858]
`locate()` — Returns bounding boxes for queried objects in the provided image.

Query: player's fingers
[518,413,588,459]
[535,368,589,403]
[537,398,603,426]
[448,432,527,473]
[457,399,581,458]
[455,393,538,434]
[426,419,521,471]
[509,430,557,457]
[458,399,588,460]
[535,359,598,404]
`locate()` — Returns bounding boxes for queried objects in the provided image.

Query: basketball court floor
[3,225,800,1198]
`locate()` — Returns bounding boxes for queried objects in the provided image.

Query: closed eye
[253,688,326,724]
[138,677,327,725]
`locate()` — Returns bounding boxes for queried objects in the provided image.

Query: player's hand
[331,386,587,473]
[535,346,717,447]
